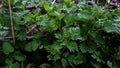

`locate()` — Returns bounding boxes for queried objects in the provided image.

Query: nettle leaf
[5,58,14,65]
[14,62,20,68]
[116,51,120,60]
[45,19,60,31]
[77,11,93,22]
[64,0,74,7]
[13,51,26,61]
[36,15,49,26]
[0,29,9,36]
[63,41,78,52]
[37,16,60,31]
[16,30,26,40]
[11,62,20,68]
[45,42,63,55]
[23,13,35,24]
[64,13,77,26]
[2,42,14,55]
[44,4,53,11]
[51,45,62,55]
[79,42,97,53]
[112,9,120,16]
[67,54,76,66]
[5,58,20,68]
[25,40,41,52]
[48,11,65,20]
[61,58,68,68]
[91,52,102,63]
[91,62,102,68]
[66,53,85,66]
[63,27,86,41]
[55,33,63,40]
[26,64,31,68]
[39,63,51,68]
[107,61,113,68]
[116,47,120,60]
[53,54,61,61]
[91,6,110,19]
[89,31,105,45]
[0,14,10,27]
[33,9,40,17]
[64,0,71,4]
[103,20,120,34]
[73,53,86,65]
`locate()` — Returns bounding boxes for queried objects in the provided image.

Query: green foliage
[0,0,120,68]
[24,40,41,52]
[2,42,14,55]
[13,51,26,61]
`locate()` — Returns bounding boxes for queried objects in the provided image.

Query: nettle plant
[0,0,120,68]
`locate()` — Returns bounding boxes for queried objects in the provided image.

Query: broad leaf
[25,40,41,52]
[13,51,26,61]
[79,42,97,53]
[91,52,102,63]
[64,41,78,52]
[2,42,14,55]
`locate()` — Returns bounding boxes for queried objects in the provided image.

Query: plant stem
[8,0,15,44]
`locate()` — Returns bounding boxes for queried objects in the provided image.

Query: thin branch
[8,0,15,44]
[0,36,34,41]
[26,25,37,34]
[52,0,56,5]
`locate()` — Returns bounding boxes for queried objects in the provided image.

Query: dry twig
[8,0,15,44]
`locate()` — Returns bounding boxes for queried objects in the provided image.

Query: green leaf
[5,58,14,65]
[39,63,51,68]
[36,15,49,26]
[44,4,52,11]
[5,58,20,68]
[54,61,63,68]
[64,13,76,26]
[63,27,86,41]
[103,21,120,34]
[64,0,74,7]
[77,11,93,22]
[65,53,85,67]
[37,16,60,31]
[16,30,26,40]
[25,40,41,52]
[45,42,63,55]
[48,11,65,20]
[116,52,120,60]
[79,42,96,53]
[61,58,68,68]
[13,51,26,61]
[64,41,78,52]
[91,52,102,63]
[107,61,113,68]
[45,19,60,31]
[55,33,63,40]
[2,42,14,55]
[116,47,120,60]
[91,62,102,68]
[33,9,40,17]
[53,54,61,61]
[67,54,76,66]
[73,53,86,65]
[89,31,105,45]
[64,0,71,4]
[26,64,31,68]
[12,62,20,68]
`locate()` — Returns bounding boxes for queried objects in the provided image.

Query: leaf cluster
[0,0,120,68]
